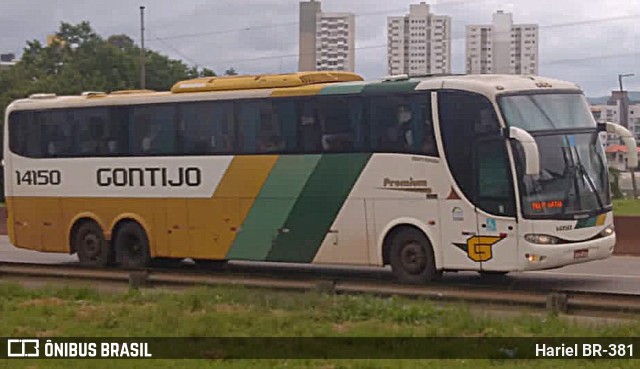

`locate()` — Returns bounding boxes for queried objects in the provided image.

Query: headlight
[525,234,561,244]
[599,225,615,237]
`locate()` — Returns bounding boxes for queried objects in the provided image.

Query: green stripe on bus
[361,81,420,94]
[266,153,371,263]
[226,155,321,260]
[318,82,368,95]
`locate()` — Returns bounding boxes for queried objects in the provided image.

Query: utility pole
[619,73,637,199]
[140,6,146,89]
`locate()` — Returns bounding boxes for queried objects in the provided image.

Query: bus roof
[6,73,582,112]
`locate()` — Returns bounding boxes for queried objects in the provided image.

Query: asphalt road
[1,236,640,294]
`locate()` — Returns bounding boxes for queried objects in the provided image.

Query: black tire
[74,221,113,267]
[194,259,229,271]
[114,222,150,269]
[389,228,441,284]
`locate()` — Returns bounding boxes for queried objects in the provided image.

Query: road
[1,236,640,294]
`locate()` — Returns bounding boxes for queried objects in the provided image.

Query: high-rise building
[315,12,355,72]
[299,1,355,72]
[466,11,538,75]
[387,2,451,76]
[299,0,322,71]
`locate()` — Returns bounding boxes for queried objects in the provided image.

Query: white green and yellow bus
[3,72,637,283]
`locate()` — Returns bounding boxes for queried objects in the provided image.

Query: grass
[0,283,638,368]
[613,199,640,216]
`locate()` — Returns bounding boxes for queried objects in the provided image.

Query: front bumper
[519,234,615,271]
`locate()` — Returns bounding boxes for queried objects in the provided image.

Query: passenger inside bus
[382,104,412,151]
[319,106,354,152]
[299,104,322,151]
[421,114,437,155]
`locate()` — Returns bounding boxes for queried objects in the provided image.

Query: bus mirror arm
[503,127,540,176]
[605,122,638,169]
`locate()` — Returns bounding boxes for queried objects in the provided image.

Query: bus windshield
[500,93,610,219]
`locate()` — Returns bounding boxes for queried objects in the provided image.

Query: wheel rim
[400,241,426,274]
[81,233,101,260]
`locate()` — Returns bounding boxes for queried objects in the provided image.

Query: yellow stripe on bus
[188,155,279,259]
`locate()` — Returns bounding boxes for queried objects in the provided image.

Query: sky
[0,0,638,96]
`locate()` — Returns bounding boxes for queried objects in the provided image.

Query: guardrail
[2,262,640,317]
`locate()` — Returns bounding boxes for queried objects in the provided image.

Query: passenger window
[415,97,438,156]
[317,97,358,152]
[131,105,177,155]
[39,110,76,157]
[74,108,110,156]
[180,102,234,154]
[369,95,423,154]
[238,102,284,154]
[9,111,41,158]
[107,107,131,155]
[298,101,322,152]
[273,101,298,152]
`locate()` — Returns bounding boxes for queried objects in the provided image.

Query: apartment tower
[298,0,322,71]
[299,1,355,72]
[387,2,451,76]
[466,11,539,75]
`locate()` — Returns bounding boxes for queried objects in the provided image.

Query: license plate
[574,249,589,259]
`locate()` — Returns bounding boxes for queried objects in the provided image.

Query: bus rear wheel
[74,221,113,267]
[114,222,150,269]
[389,228,440,284]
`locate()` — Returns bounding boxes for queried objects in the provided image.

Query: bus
[3,72,637,284]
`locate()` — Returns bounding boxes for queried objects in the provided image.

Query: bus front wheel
[389,228,441,284]
[74,221,113,267]
[114,222,150,269]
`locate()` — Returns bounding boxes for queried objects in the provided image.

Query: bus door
[473,137,518,272]
[437,90,518,272]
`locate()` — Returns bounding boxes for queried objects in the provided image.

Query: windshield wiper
[571,145,605,212]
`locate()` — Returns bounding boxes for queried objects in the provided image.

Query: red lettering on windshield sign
[531,200,564,211]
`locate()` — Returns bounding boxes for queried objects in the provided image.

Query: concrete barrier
[613,216,640,256]
[0,207,636,256]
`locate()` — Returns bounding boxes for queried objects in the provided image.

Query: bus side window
[213,102,235,153]
[273,100,298,152]
[238,102,284,154]
[180,102,235,155]
[257,103,284,153]
[74,108,109,156]
[368,95,413,153]
[181,102,216,154]
[107,107,130,155]
[40,111,76,158]
[298,101,322,152]
[408,95,438,156]
[131,105,178,155]
[9,111,42,158]
[317,97,355,152]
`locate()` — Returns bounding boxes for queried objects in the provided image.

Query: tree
[0,21,214,115]
[224,67,238,76]
[200,68,217,77]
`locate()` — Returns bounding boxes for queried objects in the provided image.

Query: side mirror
[605,122,638,169]
[503,126,540,176]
